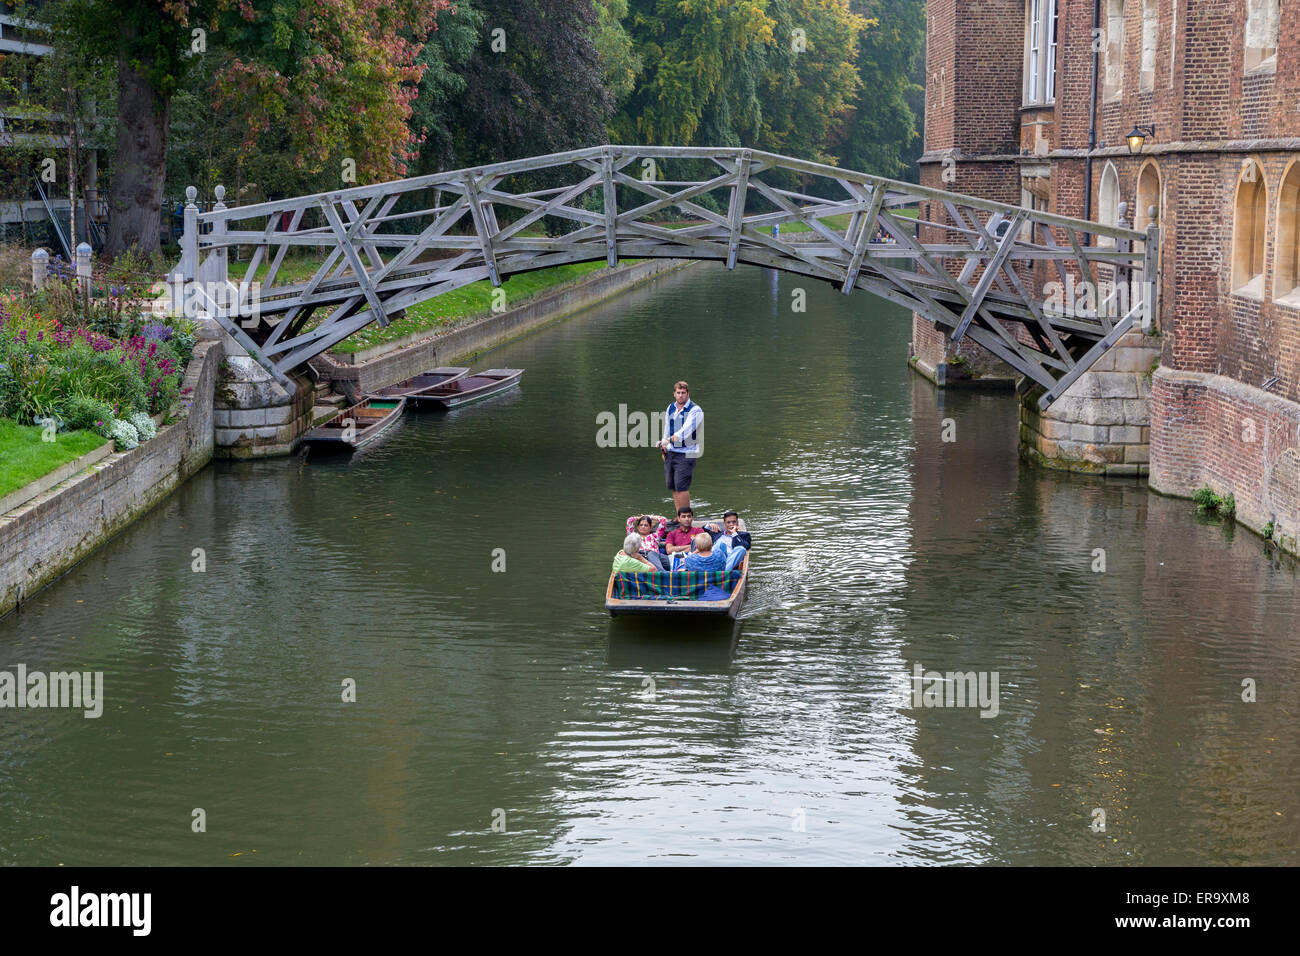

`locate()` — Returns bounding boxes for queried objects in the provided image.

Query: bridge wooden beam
[841,185,886,294]
[320,198,391,327]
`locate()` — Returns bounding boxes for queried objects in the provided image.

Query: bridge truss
[173,146,1157,407]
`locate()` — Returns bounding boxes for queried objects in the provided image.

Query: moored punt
[365,367,470,405]
[417,368,524,409]
[302,398,406,451]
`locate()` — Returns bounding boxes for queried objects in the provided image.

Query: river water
[2,263,1298,865]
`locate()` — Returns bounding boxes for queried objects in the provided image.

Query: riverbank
[3,255,694,611]
[0,339,222,618]
[320,258,692,393]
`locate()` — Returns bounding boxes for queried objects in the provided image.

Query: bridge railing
[171,146,1156,406]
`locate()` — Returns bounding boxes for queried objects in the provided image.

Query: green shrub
[59,395,115,432]
[1193,486,1222,511]
[1219,494,1236,518]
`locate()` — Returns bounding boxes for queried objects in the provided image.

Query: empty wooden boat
[417,368,524,409]
[302,398,405,450]
[365,367,470,405]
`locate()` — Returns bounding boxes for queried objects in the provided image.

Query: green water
[2,263,1297,865]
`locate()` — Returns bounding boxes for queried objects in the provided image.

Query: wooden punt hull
[365,367,470,403]
[605,552,748,618]
[302,398,405,450]
[420,368,524,408]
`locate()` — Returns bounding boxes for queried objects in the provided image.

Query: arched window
[1276,162,1300,304]
[1232,161,1267,296]
[1104,0,1126,102]
[1140,0,1158,91]
[1135,163,1160,232]
[1098,162,1121,246]
[1245,0,1280,73]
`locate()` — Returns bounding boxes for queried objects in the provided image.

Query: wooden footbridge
[172,146,1157,408]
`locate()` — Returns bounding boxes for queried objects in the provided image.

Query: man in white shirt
[657,380,703,516]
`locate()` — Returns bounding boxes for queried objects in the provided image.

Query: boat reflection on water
[606,615,742,672]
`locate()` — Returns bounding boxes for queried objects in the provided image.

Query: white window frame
[1046,0,1059,101]
[1024,0,1058,106]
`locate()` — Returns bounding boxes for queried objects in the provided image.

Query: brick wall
[1150,367,1300,552]
[922,0,1300,553]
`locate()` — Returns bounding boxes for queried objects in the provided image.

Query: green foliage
[1193,487,1234,519]
[1263,520,1275,540]
[1193,486,1221,510]
[1,294,187,424]
[59,394,115,432]
[410,4,483,174]
[592,0,642,104]
[758,1,869,164]
[613,0,774,145]
[833,0,926,179]
[448,0,612,166]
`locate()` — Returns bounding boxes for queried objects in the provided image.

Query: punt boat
[365,367,470,406]
[301,397,405,450]
[417,368,524,409]
[605,519,750,618]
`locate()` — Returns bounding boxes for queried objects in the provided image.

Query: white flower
[108,419,139,450]
[127,411,156,441]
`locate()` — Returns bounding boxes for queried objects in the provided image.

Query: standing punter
[658,380,703,515]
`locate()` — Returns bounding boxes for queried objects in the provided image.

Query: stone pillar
[1019,329,1164,476]
[212,357,316,459]
[30,247,48,290]
[75,242,92,310]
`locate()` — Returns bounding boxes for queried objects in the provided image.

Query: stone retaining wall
[0,339,223,617]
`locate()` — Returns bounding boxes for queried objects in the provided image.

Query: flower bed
[0,255,196,450]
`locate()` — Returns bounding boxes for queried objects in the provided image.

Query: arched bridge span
[173,146,1157,407]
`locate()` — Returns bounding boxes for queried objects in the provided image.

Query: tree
[832,0,925,179]
[410,3,482,175]
[590,0,640,106]
[56,0,208,257]
[50,0,452,256]
[448,0,612,167]
[612,0,774,146]
[758,0,868,164]
[210,0,450,186]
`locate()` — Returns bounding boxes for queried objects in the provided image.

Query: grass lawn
[228,254,336,287]
[332,259,623,355]
[0,419,108,500]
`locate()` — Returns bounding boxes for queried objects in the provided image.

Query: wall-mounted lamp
[1126,124,1156,154]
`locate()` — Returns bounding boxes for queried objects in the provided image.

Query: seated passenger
[663,506,699,554]
[626,513,669,565]
[680,532,728,572]
[705,510,751,551]
[612,533,660,574]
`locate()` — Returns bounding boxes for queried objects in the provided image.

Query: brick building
[916,0,1300,553]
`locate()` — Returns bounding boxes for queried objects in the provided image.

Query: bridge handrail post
[199,185,229,294]
[1142,221,1160,332]
[180,186,199,284]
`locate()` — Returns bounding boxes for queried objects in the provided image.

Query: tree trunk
[104,29,170,257]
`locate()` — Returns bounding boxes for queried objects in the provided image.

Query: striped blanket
[611,569,741,601]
